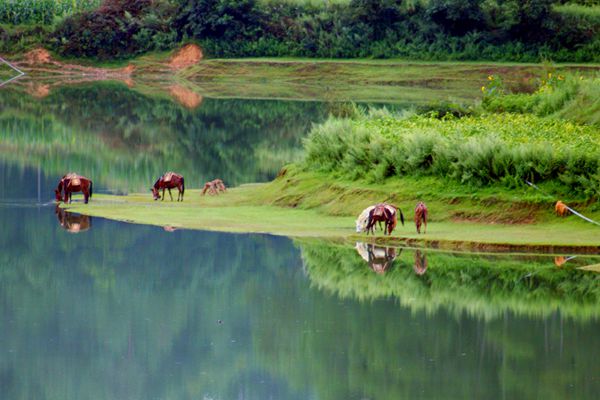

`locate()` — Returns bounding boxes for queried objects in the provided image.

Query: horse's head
[151,187,160,200]
[356,206,374,233]
[355,216,367,233]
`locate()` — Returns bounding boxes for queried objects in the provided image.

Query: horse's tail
[181,177,185,196]
[399,209,405,226]
[89,180,93,198]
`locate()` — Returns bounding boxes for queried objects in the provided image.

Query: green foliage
[483,73,600,126]
[0,0,100,25]
[303,110,600,198]
[52,0,178,59]
[0,23,52,53]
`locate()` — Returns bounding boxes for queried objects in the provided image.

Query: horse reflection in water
[55,206,91,233]
[355,242,399,274]
[413,250,428,275]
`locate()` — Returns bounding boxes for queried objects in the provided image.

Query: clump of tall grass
[0,0,100,25]
[303,111,600,198]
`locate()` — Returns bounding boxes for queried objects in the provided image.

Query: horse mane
[153,178,161,189]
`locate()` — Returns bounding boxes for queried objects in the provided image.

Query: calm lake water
[1,79,600,399]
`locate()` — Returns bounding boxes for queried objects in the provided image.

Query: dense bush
[6,0,600,61]
[52,0,177,59]
[173,0,600,62]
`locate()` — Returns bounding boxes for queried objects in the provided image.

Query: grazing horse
[555,201,569,217]
[152,172,185,201]
[356,206,375,233]
[55,173,93,204]
[366,203,404,235]
[414,202,428,234]
[201,179,227,195]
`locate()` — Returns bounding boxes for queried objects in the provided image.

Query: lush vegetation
[303,74,600,199]
[2,0,599,62]
[0,0,100,25]
[483,73,600,126]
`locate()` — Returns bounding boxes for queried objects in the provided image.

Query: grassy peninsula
[62,72,600,251]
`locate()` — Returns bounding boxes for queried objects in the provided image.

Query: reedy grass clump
[304,109,600,198]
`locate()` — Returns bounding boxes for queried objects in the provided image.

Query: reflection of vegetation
[0,206,305,399]
[0,81,326,190]
[1,206,599,399]
[299,240,600,321]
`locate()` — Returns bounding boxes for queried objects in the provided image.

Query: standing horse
[414,202,428,234]
[366,203,404,235]
[55,173,93,204]
[152,172,185,201]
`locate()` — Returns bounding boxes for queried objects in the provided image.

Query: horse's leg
[84,188,89,204]
[161,188,165,201]
[168,188,173,201]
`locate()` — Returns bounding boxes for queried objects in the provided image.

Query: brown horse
[55,206,91,233]
[414,202,428,234]
[366,203,405,235]
[201,179,227,195]
[555,201,569,217]
[152,172,185,201]
[55,173,93,204]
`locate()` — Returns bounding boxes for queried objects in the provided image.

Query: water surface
[1,78,599,399]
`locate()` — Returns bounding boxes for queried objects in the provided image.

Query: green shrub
[52,0,177,59]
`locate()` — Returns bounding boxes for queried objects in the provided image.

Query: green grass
[62,170,600,250]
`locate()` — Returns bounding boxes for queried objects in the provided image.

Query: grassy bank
[62,169,600,251]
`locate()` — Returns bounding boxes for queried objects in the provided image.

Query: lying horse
[366,203,404,235]
[201,179,227,195]
[152,172,185,201]
[55,173,93,204]
[414,202,428,234]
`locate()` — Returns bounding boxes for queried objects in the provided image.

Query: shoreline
[61,180,600,254]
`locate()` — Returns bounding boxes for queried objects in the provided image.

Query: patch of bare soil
[168,85,203,109]
[169,44,203,70]
[23,48,52,64]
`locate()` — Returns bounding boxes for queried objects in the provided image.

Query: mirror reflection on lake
[1,77,599,399]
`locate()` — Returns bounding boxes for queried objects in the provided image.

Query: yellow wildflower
[488,75,493,80]
[481,86,486,92]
